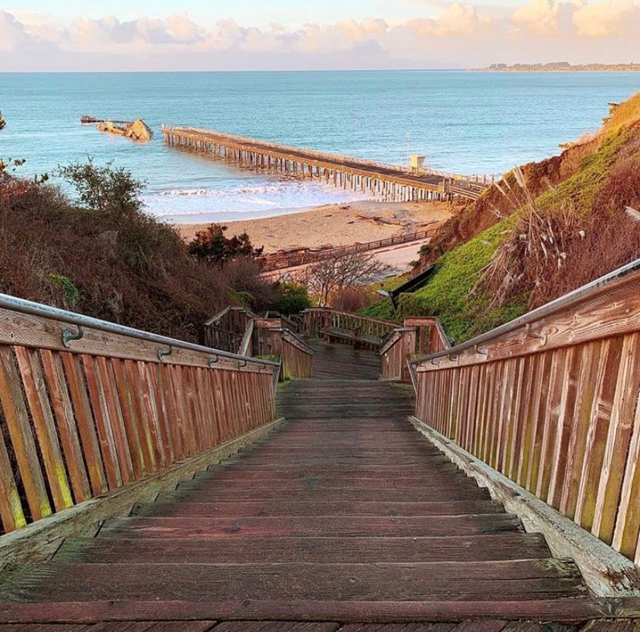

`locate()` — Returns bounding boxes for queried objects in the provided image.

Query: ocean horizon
[1,70,638,223]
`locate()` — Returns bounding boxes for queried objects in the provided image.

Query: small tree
[188,224,264,267]
[305,251,388,306]
[58,159,144,218]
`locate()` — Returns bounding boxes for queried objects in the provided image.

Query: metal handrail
[410,257,640,366]
[0,293,281,368]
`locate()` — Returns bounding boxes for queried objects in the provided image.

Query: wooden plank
[339,625,454,632]
[39,351,92,505]
[131,499,506,518]
[133,361,165,470]
[535,348,566,502]
[56,532,550,565]
[111,359,146,480]
[525,352,552,494]
[213,623,338,632]
[61,353,107,497]
[0,408,26,531]
[81,355,122,490]
[0,345,52,521]
[96,358,134,484]
[559,343,599,520]
[0,559,587,603]
[14,347,73,512]
[155,364,182,462]
[574,337,624,531]
[98,514,524,539]
[548,347,580,510]
[612,362,640,559]
[593,333,640,544]
[0,598,607,625]
[0,418,284,565]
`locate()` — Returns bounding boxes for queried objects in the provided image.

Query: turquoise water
[0,71,638,222]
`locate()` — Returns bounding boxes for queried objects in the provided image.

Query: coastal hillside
[0,162,273,343]
[364,92,640,343]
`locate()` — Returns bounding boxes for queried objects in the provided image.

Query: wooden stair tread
[97,514,525,539]
[54,533,552,564]
[130,499,507,517]
[0,560,587,603]
[160,489,493,502]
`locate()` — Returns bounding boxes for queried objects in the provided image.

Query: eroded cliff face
[420,134,603,267]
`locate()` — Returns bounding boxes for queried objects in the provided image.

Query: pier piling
[162,125,488,202]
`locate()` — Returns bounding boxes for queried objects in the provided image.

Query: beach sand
[175,200,455,254]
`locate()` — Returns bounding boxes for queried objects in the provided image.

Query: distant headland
[474,62,640,72]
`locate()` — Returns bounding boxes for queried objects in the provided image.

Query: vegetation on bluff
[0,161,288,343]
[363,92,640,343]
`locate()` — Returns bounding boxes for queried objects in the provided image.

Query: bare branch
[304,251,389,306]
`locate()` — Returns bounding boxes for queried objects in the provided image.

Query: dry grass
[602,92,640,136]
[480,158,640,311]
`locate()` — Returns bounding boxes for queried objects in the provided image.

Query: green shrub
[271,282,311,315]
[48,274,81,308]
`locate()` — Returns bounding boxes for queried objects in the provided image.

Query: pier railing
[162,125,464,181]
[204,307,259,354]
[0,294,279,534]
[162,125,492,202]
[410,259,640,563]
[253,324,314,380]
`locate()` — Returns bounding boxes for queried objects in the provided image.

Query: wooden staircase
[0,343,614,630]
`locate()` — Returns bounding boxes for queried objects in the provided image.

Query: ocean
[0,71,638,223]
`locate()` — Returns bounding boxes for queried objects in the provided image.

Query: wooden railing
[206,310,313,380]
[302,308,398,348]
[203,306,258,354]
[254,326,314,380]
[0,294,279,534]
[411,259,640,562]
[381,317,451,383]
[259,229,435,272]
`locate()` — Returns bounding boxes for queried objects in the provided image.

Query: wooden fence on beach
[259,228,436,274]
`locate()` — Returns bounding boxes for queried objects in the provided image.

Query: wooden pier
[162,126,489,202]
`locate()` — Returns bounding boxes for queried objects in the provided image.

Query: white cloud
[0,2,639,70]
[513,0,562,36]
[572,0,640,36]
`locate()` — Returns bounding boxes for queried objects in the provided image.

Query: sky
[1,0,639,71]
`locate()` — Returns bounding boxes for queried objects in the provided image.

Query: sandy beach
[175,200,455,254]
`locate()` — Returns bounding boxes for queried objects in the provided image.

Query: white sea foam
[142,179,371,223]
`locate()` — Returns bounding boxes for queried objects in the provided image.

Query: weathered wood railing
[253,324,314,380]
[0,294,280,535]
[410,259,640,564]
[203,306,258,354]
[302,308,398,350]
[381,317,451,383]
